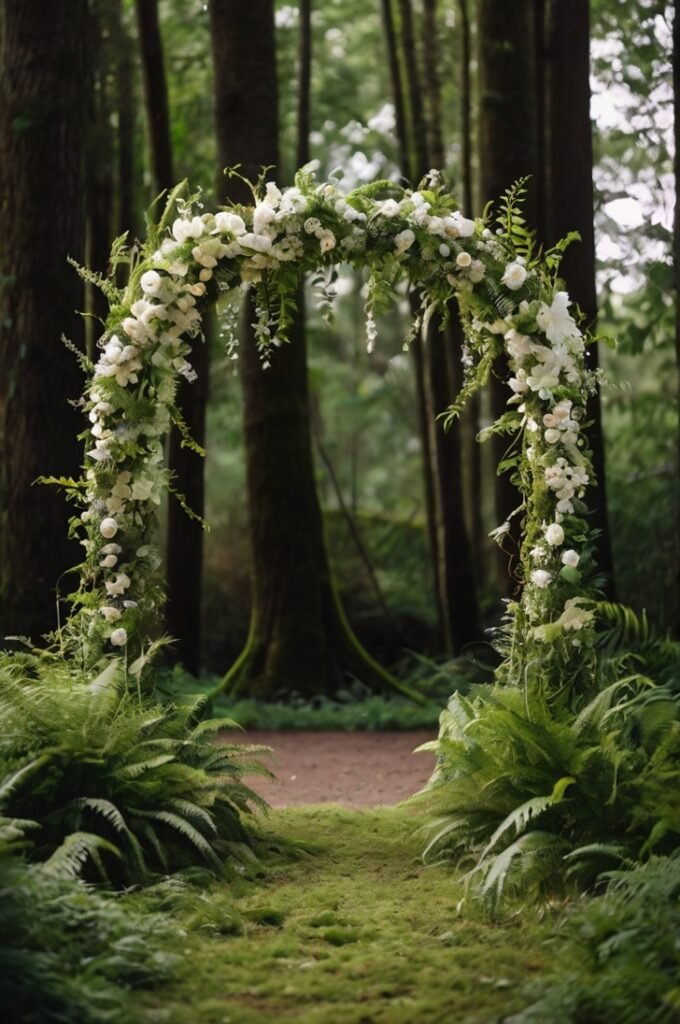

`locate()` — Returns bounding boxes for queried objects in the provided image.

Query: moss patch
[131,804,555,1023]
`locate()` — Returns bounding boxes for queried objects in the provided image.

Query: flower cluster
[67,169,600,687]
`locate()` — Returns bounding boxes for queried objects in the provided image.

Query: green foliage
[513,854,680,1024]
[0,652,270,884]
[0,834,175,1023]
[423,620,680,910]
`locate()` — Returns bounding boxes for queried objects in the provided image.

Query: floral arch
[65,167,599,694]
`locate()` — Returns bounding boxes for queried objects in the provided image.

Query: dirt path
[229,730,438,807]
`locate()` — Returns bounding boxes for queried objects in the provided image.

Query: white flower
[304,217,321,234]
[140,270,163,295]
[213,211,246,236]
[558,598,594,632]
[100,517,118,539]
[394,229,415,253]
[319,230,336,253]
[100,606,121,622]
[531,569,552,588]
[544,428,561,444]
[561,549,580,567]
[536,291,581,345]
[468,260,486,283]
[264,181,282,207]
[545,523,565,546]
[253,203,277,234]
[456,251,472,268]
[239,232,273,253]
[501,261,527,290]
[110,627,128,647]
[100,554,118,569]
[101,543,122,555]
[172,216,204,243]
[105,573,131,597]
[377,198,400,218]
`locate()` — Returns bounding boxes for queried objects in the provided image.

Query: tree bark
[478,0,540,594]
[545,0,615,593]
[380,0,410,178]
[135,0,207,673]
[134,0,173,195]
[672,0,680,630]
[209,0,417,699]
[0,0,88,641]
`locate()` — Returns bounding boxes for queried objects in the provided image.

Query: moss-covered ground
[130,803,556,1024]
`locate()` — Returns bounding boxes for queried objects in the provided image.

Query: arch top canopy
[67,167,599,691]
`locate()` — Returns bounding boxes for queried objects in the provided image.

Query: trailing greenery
[0,650,270,884]
[422,609,680,909]
[512,854,680,1024]
[0,822,175,1024]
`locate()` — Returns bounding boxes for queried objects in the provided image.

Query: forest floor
[134,804,553,1024]
[131,734,555,1024]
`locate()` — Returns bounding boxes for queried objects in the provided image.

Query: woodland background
[0,0,677,694]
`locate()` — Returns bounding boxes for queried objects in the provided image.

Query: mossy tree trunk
[209,0,418,700]
[0,0,88,641]
[478,0,541,595]
[545,0,615,594]
[135,0,207,673]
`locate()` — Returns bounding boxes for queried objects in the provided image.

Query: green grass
[129,803,555,1023]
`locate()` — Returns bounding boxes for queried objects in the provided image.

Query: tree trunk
[458,0,485,591]
[115,0,136,241]
[209,0,417,699]
[134,0,173,195]
[85,0,115,357]
[135,0,207,672]
[396,0,428,183]
[673,0,680,631]
[421,0,444,170]
[545,0,615,593]
[380,0,410,178]
[0,0,88,641]
[478,0,540,594]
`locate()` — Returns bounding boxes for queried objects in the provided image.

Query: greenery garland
[60,166,601,695]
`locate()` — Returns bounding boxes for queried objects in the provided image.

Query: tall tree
[544,0,615,593]
[674,0,680,626]
[478,0,541,594]
[0,0,88,640]
[395,0,479,651]
[210,0,414,698]
[135,0,207,672]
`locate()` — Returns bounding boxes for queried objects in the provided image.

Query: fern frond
[41,832,122,880]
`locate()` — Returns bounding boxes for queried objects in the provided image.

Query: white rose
[110,627,128,647]
[544,429,561,445]
[545,523,565,546]
[561,549,580,567]
[100,606,121,622]
[100,554,118,569]
[531,570,552,588]
[105,573,131,597]
[501,261,528,291]
[456,251,472,268]
[100,517,118,539]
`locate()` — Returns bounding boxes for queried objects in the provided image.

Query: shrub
[0,651,271,884]
[511,854,680,1024]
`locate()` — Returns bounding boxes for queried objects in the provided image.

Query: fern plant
[422,636,680,910]
[0,651,271,884]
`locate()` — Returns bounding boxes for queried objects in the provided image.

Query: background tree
[545,0,615,591]
[209,0,412,698]
[0,0,88,640]
[477,0,541,593]
[135,0,207,673]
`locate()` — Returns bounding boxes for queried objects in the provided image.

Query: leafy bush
[422,608,680,909]
[0,821,176,1024]
[511,854,680,1024]
[0,652,270,883]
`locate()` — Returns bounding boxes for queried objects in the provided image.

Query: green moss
[128,804,555,1023]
